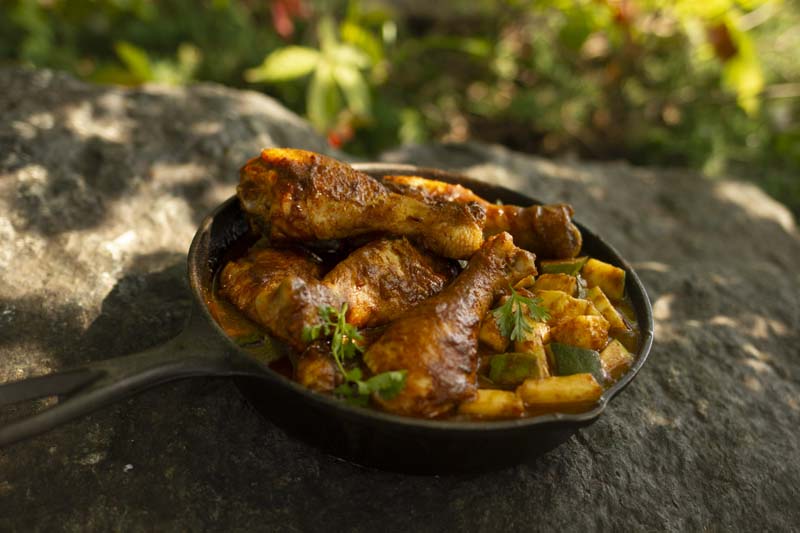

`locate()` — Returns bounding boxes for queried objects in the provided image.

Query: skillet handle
[0,312,261,447]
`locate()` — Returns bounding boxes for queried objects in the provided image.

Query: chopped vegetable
[539,256,588,276]
[479,309,511,352]
[513,320,550,352]
[533,273,578,296]
[581,258,626,300]
[492,285,550,342]
[548,342,606,383]
[516,373,603,415]
[489,351,550,387]
[458,389,524,419]
[550,315,610,351]
[514,274,537,289]
[535,290,602,325]
[600,339,635,380]
[585,286,628,331]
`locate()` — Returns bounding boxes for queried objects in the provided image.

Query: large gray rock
[1,68,798,531]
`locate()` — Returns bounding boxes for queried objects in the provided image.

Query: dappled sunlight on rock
[714,181,796,234]
[190,120,223,136]
[653,293,674,321]
[65,100,132,143]
[632,261,670,272]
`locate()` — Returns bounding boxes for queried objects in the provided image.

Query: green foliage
[1,0,798,213]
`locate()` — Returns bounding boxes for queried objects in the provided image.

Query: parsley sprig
[302,303,407,406]
[492,285,550,342]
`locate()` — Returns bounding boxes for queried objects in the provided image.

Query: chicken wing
[258,237,455,351]
[363,232,537,417]
[238,148,486,259]
[383,175,582,259]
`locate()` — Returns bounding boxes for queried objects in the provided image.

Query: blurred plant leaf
[114,41,153,81]
[720,18,764,115]
[307,61,342,131]
[333,63,370,117]
[245,45,320,82]
[340,20,384,64]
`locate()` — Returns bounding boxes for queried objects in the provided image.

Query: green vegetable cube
[548,342,606,383]
[489,351,549,387]
[540,256,588,276]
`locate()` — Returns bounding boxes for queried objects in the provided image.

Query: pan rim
[189,163,654,433]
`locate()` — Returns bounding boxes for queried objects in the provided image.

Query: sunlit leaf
[307,61,342,131]
[329,43,370,69]
[333,64,371,117]
[244,46,320,83]
[114,41,153,81]
[340,21,383,64]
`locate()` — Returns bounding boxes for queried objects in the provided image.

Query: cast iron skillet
[0,163,654,473]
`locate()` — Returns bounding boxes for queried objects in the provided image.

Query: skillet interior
[190,165,654,474]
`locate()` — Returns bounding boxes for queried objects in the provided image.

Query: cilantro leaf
[364,370,408,400]
[304,304,407,406]
[491,285,550,342]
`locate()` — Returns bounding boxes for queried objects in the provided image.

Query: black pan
[0,163,654,473]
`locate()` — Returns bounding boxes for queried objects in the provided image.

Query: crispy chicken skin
[259,237,455,351]
[364,232,537,418]
[218,244,322,325]
[383,175,582,259]
[238,148,486,259]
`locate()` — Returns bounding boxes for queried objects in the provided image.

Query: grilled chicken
[238,148,486,259]
[383,175,582,259]
[218,244,322,326]
[260,237,455,352]
[363,232,537,417]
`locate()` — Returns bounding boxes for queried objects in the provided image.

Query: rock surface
[1,68,799,532]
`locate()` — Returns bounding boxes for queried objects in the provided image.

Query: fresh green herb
[302,304,407,405]
[492,285,550,342]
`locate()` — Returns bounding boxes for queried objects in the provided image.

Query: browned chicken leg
[383,175,582,259]
[218,244,322,326]
[260,237,455,351]
[363,232,537,417]
[238,149,486,259]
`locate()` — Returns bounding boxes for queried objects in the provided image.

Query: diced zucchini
[550,315,610,351]
[581,259,625,300]
[534,273,578,296]
[600,339,634,380]
[458,389,524,419]
[516,373,603,415]
[535,290,602,325]
[489,351,549,386]
[479,312,510,352]
[586,286,628,331]
[540,256,588,276]
[549,342,606,383]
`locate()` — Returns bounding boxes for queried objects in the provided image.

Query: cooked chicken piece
[238,148,486,259]
[383,175,582,259]
[295,341,341,394]
[258,237,455,351]
[363,232,537,418]
[218,244,322,325]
